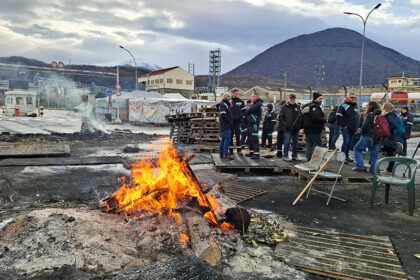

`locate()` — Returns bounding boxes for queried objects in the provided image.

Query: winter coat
[218,99,233,132]
[402,112,414,139]
[302,101,326,135]
[381,111,398,150]
[245,99,263,125]
[279,102,300,132]
[327,106,338,124]
[262,110,277,132]
[336,101,359,132]
[230,97,245,121]
[361,109,382,142]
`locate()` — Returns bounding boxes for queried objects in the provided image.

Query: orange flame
[114,140,218,225]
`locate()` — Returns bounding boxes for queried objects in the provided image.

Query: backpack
[373,115,390,139]
[394,115,405,136]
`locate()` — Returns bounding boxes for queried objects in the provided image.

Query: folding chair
[305,150,347,205]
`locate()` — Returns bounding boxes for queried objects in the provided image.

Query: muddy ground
[0,131,419,279]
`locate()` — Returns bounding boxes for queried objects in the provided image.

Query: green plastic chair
[370,157,419,216]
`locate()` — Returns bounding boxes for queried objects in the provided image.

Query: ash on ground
[0,207,307,279]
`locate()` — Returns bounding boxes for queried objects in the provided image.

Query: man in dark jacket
[336,94,360,162]
[261,103,277,150]
[229,89,245,154]
[276,100,286,158]
[240,100,251,152]
[245,93,263,159]
[218,93,233,159]
[327,105,340,149]
[302,92,326,161]
[279,94,301,161]
[401,106,414,156]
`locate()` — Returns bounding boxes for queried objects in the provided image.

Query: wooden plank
[0,156,122,167]
[275,226,406,280]
[0,144,71,158]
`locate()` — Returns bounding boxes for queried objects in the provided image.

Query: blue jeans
[283,130,299,158]
[328,123,340,149]
[354,136,379,174]
[220,129,232,157]
[341,128,355,156]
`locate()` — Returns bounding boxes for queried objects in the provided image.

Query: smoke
[37,73,86,109]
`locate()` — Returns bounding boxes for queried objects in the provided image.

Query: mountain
[0,56,152,90]
[226,28,420,88]
[194,75,302,89]
[121,58,161,71]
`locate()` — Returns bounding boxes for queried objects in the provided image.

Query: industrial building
[138,66,194,94]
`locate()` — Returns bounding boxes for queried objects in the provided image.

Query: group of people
[218,90,415,174]
[328,94,414,174]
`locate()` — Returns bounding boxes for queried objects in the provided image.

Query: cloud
[0,0,419,75]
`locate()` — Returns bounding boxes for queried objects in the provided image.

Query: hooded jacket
[262,110,277,132]
[218,99,233,132]
[245,98,263,125]
[279,102,300,131]
[336,98,359,132]
[230,97,245,121]
[381,111,398,149]
[302,101,326,134]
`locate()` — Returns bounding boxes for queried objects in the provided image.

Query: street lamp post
[344,3,381,108]
[119,46,138,91]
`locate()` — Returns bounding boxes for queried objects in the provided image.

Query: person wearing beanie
[401,106,414,156]
[261,103,277,150]
[245,92,263,159]
[279,94,301,161]
[301,92,326,161]
[218,93,233,160]
[336,94,360,163]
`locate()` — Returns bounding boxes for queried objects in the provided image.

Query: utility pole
[115,66,121,123]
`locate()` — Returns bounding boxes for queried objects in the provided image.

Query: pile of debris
[166,106,220,144]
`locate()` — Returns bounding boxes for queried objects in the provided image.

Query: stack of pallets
[190,107,220,144]
[166,106,220,144]
[166,113,203,143]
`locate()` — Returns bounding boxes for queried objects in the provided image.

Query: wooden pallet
[211,153,293,173]
[223,183,267,203]
[188,144,219,153]
[276,226,406,280]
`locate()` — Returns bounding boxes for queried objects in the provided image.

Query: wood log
[182,209,221,266]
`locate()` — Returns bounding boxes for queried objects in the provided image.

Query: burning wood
[100,140,233,266]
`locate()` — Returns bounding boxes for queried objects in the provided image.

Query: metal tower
[208,48,221,93]
[188,62,195,76]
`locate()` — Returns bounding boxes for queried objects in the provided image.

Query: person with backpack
[401,106,414,156]
[245,92,263,159]
[302,92,326,161]
[327,105,339,149]
[240,100,251,152]
[279,94,301,161]
[353,102,381,174]
[336,94,360,163]
[261,104,277,150]
[218,93,233,160]
[380,102,403,175]
[229,89,245,155]
[276,100,286,158]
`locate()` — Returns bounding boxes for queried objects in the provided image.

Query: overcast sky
[1,0,419,74]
